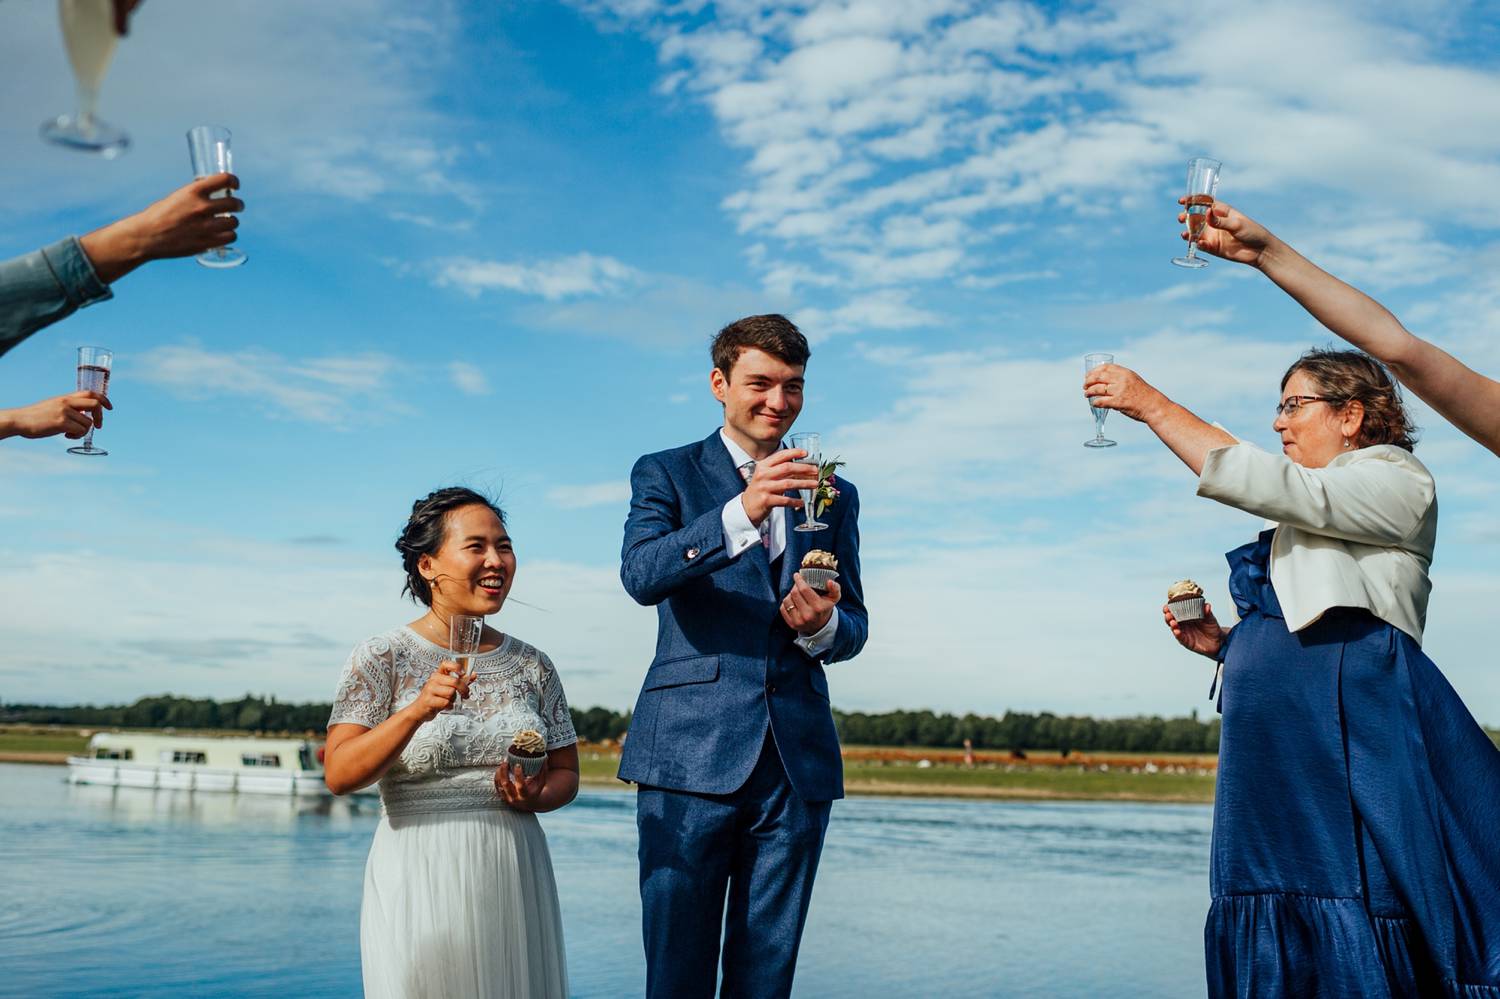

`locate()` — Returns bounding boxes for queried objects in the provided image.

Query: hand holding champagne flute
[67,346,111,456]
[1083,352,1117,448]
[186,126,247,268]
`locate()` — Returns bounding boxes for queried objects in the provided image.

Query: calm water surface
[0,763,1211,997]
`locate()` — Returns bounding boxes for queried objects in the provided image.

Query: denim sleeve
[0,237,113,359]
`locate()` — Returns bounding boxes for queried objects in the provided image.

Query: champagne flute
[1083,353,1116,449]
[40,0,130,157]
[788,432,829,532]
[186,125,247,268]
[443,614,483,715]
[1171,157,1221,269]
[67,346,111,456]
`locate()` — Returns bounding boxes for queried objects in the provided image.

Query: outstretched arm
[0,174,245,360]
[1189,201,1500,457]
[1084,364,1236,475]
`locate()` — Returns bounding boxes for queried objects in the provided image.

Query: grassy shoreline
[3,726,1217,803]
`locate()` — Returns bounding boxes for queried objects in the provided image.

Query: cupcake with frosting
[1167,580,1205,623]
[799,550,839,593]
[506,729,547,778]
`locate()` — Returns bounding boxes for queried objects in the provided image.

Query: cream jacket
[1196,442,1437,644]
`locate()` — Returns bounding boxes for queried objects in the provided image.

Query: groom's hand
[782,574,839,634]
[742,449,821,526]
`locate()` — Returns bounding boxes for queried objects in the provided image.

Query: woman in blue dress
[1086,348,1500,997]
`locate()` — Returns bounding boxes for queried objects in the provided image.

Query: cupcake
[799,550,839,593]
[1167,580,1205,623]
[506,729,547,778]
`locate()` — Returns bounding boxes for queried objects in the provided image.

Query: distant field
[10,727,1495,801]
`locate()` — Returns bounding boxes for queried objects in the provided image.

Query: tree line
[2,696,1227,753]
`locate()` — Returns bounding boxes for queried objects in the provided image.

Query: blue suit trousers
[637,733,832,999]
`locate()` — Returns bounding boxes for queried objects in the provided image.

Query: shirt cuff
[721,496,762,560]
[795,608,839,658]
[40,237,113,309]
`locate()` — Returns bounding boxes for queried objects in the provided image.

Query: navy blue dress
[1208,531,1500,998]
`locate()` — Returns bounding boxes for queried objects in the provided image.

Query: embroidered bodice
[329,626,576,816]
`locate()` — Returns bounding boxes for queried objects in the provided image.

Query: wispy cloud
[546,481,632,510]
[569,0,1500,313]
[133,344,398,426]
[435,253,640,300]
[449,361,491,396]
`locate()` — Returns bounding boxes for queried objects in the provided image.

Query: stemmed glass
[788,432,828,532]
[444,614,483,716]
[67,346,112,456]
[1083,353,1117,448]
[1171,157,1222,268]
[40,0,130,156]
[186,126,247,268]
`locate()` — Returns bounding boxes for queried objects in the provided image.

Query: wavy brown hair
[1281,348,1418,452]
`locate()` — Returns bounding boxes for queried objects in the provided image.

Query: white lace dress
[329,626,577,999]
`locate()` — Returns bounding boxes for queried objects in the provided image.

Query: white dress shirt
[718,429,839,657]
[1196,441,1437,643]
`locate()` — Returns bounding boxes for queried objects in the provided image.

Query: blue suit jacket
[618,430,868,802]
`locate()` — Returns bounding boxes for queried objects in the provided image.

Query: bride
[325,487,578,998]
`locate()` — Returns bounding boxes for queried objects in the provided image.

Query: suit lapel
[693,431,776,595]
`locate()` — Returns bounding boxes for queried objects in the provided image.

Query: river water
[0,763,1212,997]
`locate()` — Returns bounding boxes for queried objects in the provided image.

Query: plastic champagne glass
[40,0,130,156]
[1171,157,1222,268]
[444,614,483,715]
[788,432,829,532]
[186,125,247,268]
[1084,353,1116,448]
[67,346,112,456]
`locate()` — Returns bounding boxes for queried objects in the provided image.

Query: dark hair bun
[395,487,506,606]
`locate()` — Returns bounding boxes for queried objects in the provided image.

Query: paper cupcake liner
[506,751,546,778]
[800,567,838,593]
[1169,596,1205,622]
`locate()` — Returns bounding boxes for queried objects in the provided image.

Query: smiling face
[418,503,515,617]
[711,347,805,458]
[1274,369,1365,468]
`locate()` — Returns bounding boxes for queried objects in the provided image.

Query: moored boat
[67,732,344,797]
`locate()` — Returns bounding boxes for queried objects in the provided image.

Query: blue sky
[3,0,1500,723]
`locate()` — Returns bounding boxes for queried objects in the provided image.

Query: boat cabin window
[170,750,208,764]
[94,748,133,760]
[241,753,281,768]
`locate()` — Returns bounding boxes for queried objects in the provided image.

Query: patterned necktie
[738,461,772,551]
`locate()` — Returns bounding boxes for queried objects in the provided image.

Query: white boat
[67,732,340,797]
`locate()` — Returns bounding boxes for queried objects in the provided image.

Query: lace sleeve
[328,636,394,730]
[537,651,577,749]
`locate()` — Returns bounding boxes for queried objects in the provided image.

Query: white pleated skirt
[360,808,568,999]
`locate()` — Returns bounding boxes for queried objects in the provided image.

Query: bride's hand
[406,662,470,723]
[495,763,546,810]
[1163,602,1226,659]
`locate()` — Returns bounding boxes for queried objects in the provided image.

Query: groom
[619,314,868,998]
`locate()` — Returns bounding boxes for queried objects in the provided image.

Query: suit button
[684,547,700,561]
[765,681,775,694]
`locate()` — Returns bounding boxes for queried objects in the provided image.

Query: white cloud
[434,253,640,300]
[449,362,490,396]
[546,481,633,510]
[566,0,1500,318]
[133,344,398,426]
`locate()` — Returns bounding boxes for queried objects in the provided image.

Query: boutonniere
[815,458,845,517]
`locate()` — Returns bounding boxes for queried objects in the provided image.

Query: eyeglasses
[1275,395,1338,417]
